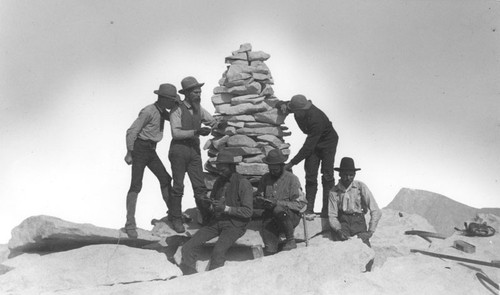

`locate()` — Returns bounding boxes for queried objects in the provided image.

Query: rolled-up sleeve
[361,183,382,233]
[126,109,150,151]
[328,191,342,231]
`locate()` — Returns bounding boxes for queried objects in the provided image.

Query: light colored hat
[154,83,180,100]
[179,76,205,94]
[288,94,312,111]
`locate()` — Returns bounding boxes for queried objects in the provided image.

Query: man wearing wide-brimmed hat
[180,150,253,275]
[328,157,381,270]
[123,83,179,238]
[256,149,307,254]
[167,76,225,233]
[276,94,339,218]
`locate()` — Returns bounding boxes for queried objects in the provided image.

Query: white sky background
[1,0,499,244]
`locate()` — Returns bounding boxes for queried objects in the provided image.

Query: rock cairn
[203,43,291,191]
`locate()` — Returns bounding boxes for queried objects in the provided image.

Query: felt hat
[213,150,239,164]
[288,94,312,111]
[179,76,205,94]
[154,83,180,100]
[263,149,287,165]
[334,157,361,172]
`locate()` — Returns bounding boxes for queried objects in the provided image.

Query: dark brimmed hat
[334,157,361,172]
[214,150,239,164]
[154,83,180,100]
[263,149,287,165]
[288,94,312,111]
[179,76,205,94]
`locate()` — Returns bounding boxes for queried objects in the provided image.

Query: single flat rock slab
[8,215,161,254]
[237,126,283,137]
[223,114,255,122]
[227,134,257,148]
[215,101,272,116]
[236,163,269,175]
[223,146,264,156]
[211,93,232,105]
[231,94,265,105]
[0,244,181,294]
[227,82,262,96]
[256,134,284,147]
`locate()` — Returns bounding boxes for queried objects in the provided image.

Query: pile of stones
[203,43,291,191]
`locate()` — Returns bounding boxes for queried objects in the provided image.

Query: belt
[172,138,198,145]
[340,211,364,216]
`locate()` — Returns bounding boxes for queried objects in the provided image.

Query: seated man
[256,149,307,255]
[180,150,253,275]
[328,157,382,271]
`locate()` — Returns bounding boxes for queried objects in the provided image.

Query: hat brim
[334,168,361,172]
[289,100,312,111]
[178,83,205,94]
[213,161,237,164]
[153,91,179,100]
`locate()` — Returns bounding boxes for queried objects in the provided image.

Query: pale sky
[1,0,499,244]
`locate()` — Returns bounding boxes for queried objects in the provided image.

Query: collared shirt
[256,170,307,212]
[328,180,382,232]
[170,100,216,140]
[126,103,166,151]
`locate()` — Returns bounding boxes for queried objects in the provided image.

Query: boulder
[232,43,252,54]
[0,244,181,294]
[213,86,229,94]
[243,154,265,163]
[223,146,263,156]
[256,134,284,148]
[248,51,271,61]
[8,215,161,255]
[223,114,256,122]
[212,135,229,150]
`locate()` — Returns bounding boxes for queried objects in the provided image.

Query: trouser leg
[169,144,188,219]
[261,214,281,254]
[186,148,209,219]
[304,152,321,213]
[181,223,219,274]
[126,140,150,229]
[209,221,245,270]
[319,146,336,216]
[147,151,172,210]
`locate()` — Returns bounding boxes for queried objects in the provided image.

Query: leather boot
[278,211,297,251]
[125,192,139,238]
[171,217,185,233]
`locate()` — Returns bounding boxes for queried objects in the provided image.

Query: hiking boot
[125,228,138,239]
[281,239,297,251]
[171,218,185,233]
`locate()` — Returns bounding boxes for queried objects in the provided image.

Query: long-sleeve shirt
[126,103,166,151]
[328,180,382,233]
[211,173,253,225]
[288,104,338,165]
[170,100,216,140]
[256,171,307,213]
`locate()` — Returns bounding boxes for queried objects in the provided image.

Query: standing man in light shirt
[168,76,224,233]
[123,83,179,239]
[328,157,381,271]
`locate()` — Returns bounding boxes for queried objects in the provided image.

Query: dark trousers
[181,219,246,272]
[126,139,172,229]
[261,205,301,253]
[304,144,337,215]
[168,143,207,219]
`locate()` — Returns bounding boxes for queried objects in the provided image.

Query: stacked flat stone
[203,43,291,190]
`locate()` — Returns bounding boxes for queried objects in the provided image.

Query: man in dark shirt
[123,83,179,238]
[278,95,339,217]
[256,149,307,255]
[179,150,253,275]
